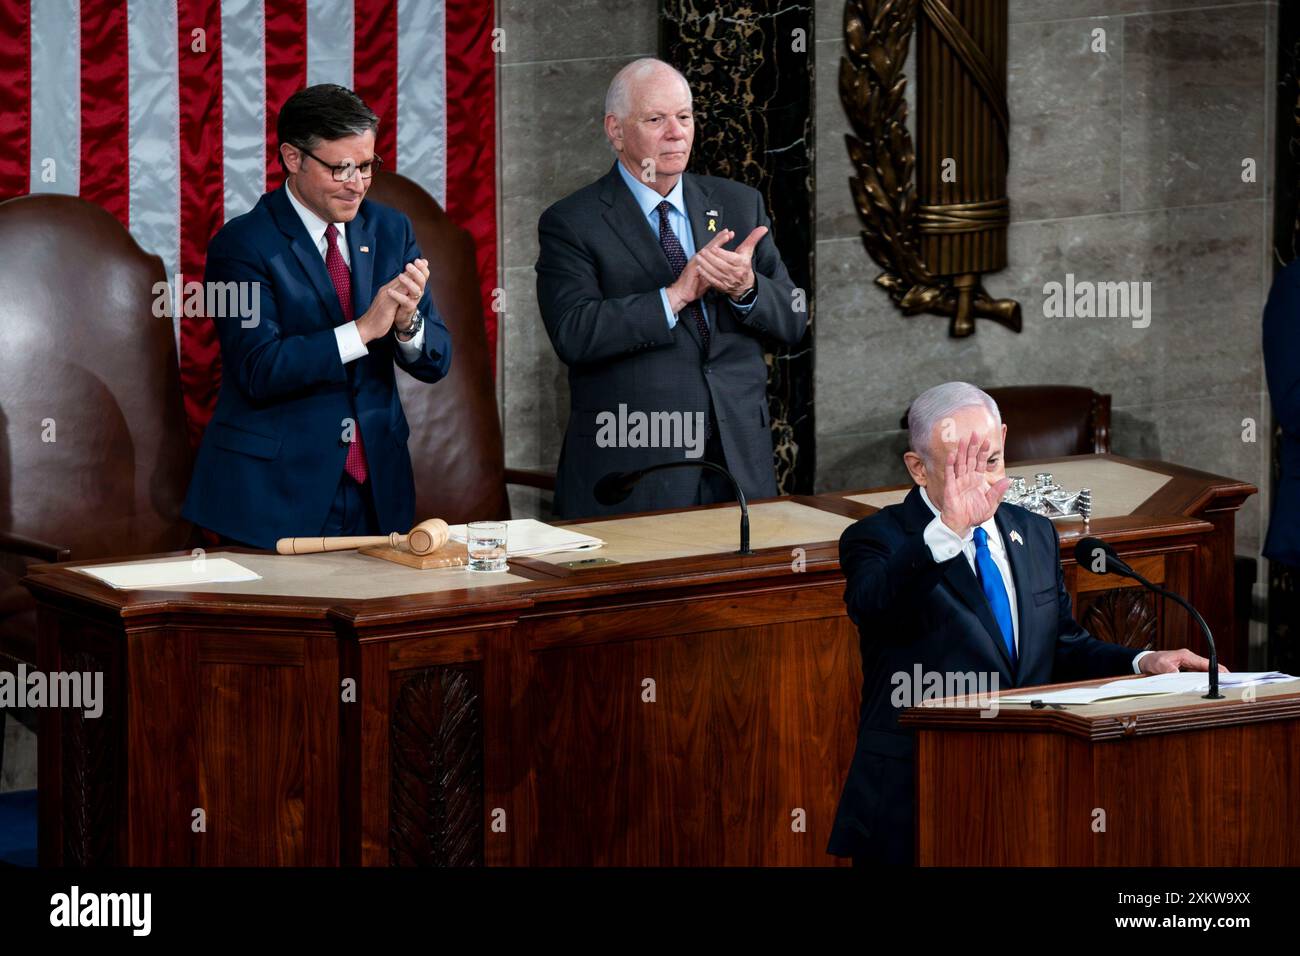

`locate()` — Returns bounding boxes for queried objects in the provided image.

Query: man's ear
[603,114,623,151]
[1001,422,1008,449]
[280,143,301,174]
[903,450,928,487]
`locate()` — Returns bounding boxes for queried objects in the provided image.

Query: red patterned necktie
[325,223,368,484]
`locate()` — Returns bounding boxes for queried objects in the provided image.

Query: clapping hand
[692,226,767,299]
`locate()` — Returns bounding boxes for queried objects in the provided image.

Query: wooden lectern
[902,678,1300,865]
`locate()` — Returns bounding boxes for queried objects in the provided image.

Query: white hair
[907,382,1002,465]
[604,58,692,121]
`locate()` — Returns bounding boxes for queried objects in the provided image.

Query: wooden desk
[21,455,1255,865]
[901,676,1300,865]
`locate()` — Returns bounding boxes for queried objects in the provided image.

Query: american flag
[0,0,497,444]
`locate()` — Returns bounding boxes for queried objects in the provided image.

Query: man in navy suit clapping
[183,85,452,548]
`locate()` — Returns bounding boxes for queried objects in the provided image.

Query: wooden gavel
[275,518,450,556]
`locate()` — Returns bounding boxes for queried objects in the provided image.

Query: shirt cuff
[659,288,679,330]
[394,319,425,358]
[729,293,756,312]
[660,290,681,330]
[923,515,969,564]
[335,321,368,364]
[1131,650,1152,674]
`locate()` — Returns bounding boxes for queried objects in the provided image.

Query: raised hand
[938,431,1011,538]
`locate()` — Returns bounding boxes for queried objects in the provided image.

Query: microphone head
[593,471,636,506]
[1074,536,1132,577]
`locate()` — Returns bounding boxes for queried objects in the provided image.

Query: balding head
[605,58,691,121]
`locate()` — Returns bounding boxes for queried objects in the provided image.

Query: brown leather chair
[364,170,552,524]
[899,385,1112,462]
[0,194,196,670]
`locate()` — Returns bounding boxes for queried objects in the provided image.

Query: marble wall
[815,0,1277,570]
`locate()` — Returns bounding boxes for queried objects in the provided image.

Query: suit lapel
[600,163,677,289]
[271,185,346,329]
[683,174,719,254]
[346,206,375,322]
[995,506,1045,685]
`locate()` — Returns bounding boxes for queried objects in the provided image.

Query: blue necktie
[973,527,1016,665]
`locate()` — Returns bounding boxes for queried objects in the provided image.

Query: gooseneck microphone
[1074,536,1221,699]
[594,462,753,555]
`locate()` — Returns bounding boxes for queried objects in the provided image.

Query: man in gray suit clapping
[536,58,807,519]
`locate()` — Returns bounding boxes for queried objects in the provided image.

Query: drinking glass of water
[467,520,508,572]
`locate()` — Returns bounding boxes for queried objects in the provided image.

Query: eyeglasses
[297,146,384,182]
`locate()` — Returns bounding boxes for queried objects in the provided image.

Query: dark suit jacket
[182,185,452,548]
[535,163,807,518]
[1264,259,1300,566]
[827,486,1141,863]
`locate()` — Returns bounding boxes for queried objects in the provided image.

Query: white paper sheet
[76,557,262,590]
[997,672,1298,705]
[446,518,604,557]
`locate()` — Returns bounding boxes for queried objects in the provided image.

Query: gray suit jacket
[536,163,807,518]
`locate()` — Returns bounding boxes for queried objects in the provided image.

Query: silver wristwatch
[396,309,423,340]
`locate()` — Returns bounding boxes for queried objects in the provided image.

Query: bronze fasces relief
[841,0,1021,336]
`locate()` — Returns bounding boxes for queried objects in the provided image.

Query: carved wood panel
[61,646,118,866]
[1077,586,1159,652]
[389,663,484,866]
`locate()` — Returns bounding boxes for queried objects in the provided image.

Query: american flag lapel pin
[359,245,370,253]
[706,209,719,232]
[1010,530,1024,546]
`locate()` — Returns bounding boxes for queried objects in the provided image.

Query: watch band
[729,285,758,306]
[396,309,423,340]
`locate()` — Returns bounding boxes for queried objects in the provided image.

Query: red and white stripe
[0,0,498,444]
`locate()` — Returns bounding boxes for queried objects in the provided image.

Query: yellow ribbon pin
[707,218,716,232]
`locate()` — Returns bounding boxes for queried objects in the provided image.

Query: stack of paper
[77,558,262,590]
[997,671,1298,706]
[446,519,603,558]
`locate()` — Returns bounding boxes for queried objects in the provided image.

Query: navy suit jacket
[827,486,1141,863]
[1264,259,1300,566]
[182,185,452,548]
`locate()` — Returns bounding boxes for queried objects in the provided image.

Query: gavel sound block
[274,518,468,569]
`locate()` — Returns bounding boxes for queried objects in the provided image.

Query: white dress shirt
[918,486,1149,673]
[283,182,425,363]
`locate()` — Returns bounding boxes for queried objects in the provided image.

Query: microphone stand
[1079,540,1222,700]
